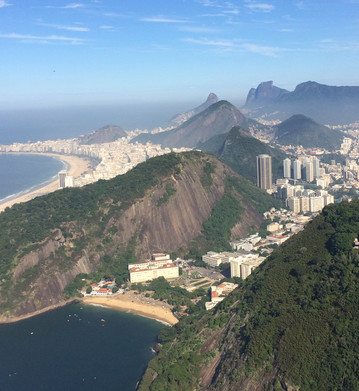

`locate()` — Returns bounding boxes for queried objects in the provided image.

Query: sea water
[0,154,65,202]
[0,303,163,391]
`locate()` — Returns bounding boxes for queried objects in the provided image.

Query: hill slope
[244,81,359,125]
[166,93,219,128]
[274,114,344,149]
[139,200,359,391]
[199,126,287,183]
[78,124,126,144]
[133,101,254,148]
[0,152,279,321]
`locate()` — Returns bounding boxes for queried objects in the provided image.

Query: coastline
[82,294,179,326]
[0,152,90,213]
[0,295,178,326]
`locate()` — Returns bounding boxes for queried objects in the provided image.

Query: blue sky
[1,0,359,109]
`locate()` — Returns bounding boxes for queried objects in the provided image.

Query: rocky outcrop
[12,230,64,279]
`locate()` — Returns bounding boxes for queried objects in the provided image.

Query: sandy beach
[0,153,90,213]
[82,293,179,325]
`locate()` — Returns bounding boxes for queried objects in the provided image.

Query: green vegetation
[187,174,282,260]
[200,126,287,184]
[0,153,184,310]
[157,183,177,206]
[201,161,215,187]
[275,114,344,149]
[132,277,209,314]
[139,199,359,390]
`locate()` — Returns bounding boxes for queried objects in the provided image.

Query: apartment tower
[256,154,272,190]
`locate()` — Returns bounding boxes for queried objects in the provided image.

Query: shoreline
[0,152,91,213]
[0,295,178,326]
[82,294,179,325]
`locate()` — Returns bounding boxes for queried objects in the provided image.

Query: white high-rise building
[64,176,74,188]
[58,171,67,188]
[313,157,320,178]
[304,160,314,182]
[288,197,301,213]
[293,160,301,180]
[283,158,291,178]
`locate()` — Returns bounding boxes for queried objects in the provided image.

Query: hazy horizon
[1,1,358,111]
[0,100,219,144]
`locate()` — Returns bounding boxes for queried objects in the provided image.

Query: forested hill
[199,126,287,184]
[139,199,359,391]
[0,151,280,321]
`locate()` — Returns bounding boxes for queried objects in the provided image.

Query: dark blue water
[0,303,163,391]
[0,154,65,202]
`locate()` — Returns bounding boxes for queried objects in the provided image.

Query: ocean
[0,102,197,143]
[0,154,66,203]
[0,303,162,391]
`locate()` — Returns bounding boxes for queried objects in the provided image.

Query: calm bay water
[0,303,163,391]
[0,154,65,202]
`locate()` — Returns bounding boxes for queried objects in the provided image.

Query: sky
[1,0,359,110]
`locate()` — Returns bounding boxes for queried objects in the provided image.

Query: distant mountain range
[199,126,287,183]
[78,125,126,144]
[166,93,219,128]
[133,100,257,148]
[244,81,359,125]
[273,114,345,150]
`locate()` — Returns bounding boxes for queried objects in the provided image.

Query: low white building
[205,282,238,310]
[128,253,179,283]
[230,253,265,279]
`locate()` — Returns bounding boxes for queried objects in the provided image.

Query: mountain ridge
[166,93,219,128]
[244,81,359,124]
[133,100,254,148]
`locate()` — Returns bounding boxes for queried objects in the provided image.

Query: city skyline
[1,0,359,110]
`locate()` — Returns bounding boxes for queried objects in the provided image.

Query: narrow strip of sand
[82,294,179,325]
[0,153,90,213]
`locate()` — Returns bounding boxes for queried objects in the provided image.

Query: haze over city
[1,0,359,112]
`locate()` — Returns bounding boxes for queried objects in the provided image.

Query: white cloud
[44,3,85,9]
[241,43,280,56]
[179,26,219,33]
[0,33,87,44]
[141,17,189,23]
[184,37,234,47]
[100,25,114,30]
[38,23,89,32]
[0,0,11,7]
[64,3,85,8]
[245,2,274,12]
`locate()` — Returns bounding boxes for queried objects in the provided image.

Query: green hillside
[0,151,280,319]
[139,199,359,391]
[275,114,345,149]
[199,126,287,183]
